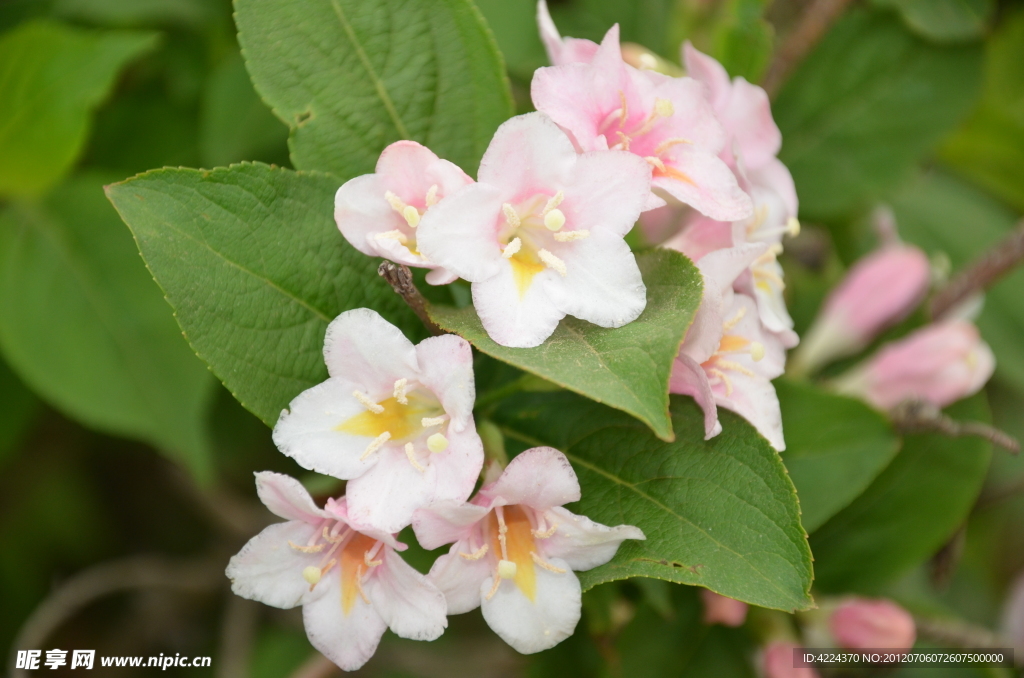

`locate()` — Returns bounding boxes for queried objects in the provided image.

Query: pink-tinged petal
[670,354,722,439]
[226,521,326,609]
[763,642,821,678]
[375,140,472,201]
[302,574,388,672]
[370,232,433,269]
[701,590,749,627]
[322,498,404,550]
[414,334,476,430]
[480,557,581,653]
[254,472,328,524]
[537,0,599,66]
[335,174,401,258]
[413,502,491,551]
[830,598,916,650]
[477,113,579,198]
[563,150,652,238]
[662,213,733,260]
[646,76,727,155]
[428,545,492,614]
[540,506,645,570]
[484,447,580,509]
[699,242,768,294]
[425,267,459,285]
[749,158,798,218]
[346,446,440,533]
[637,200,688,246]
[364,549,448,641]
[653,148,752,222]
[713,369,785,450]
[544,232,646,329]
[682,42,731,111]
[323,308,419,394]
[416,183,505,283]
[471,263,565,348]
[427,421,485,503]
[719,78,781,169]
[272,377,379,479]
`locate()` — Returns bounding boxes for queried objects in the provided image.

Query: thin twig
[914,615,1008,650]
[287,653,340,678]
[891,400,1020,454]
[377,261,443,336]
[930,221,1024,320]
[762,0,857,96]
[217,595,260,678]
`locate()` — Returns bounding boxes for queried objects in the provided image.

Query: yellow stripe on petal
[336,396,433,441]
[718,335,751,354]
[340,534,376,615]
[509,256,545,299]
[491,506,538,601]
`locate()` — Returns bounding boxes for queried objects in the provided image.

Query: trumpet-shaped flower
[531,26,752,222]
[670,244,787,450]
[273,309,483,533]
[830,598,916,650]
[412,447,645,654]
[416,113,652,348]
[701,590,749,627]
[226,473,447,671]
[335,141,473,285]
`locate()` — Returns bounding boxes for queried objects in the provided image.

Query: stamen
[538,249,567,277]
[402,206,420,228]
[427,433,449,453]
[384,191,407,214]
[353,391,384,414]
[532,524,558,539]
[754,266,785,287]
[421,415,447,427]
[356,565,370,604]
[359,431,391,460]
[364,551,382,567]
[405,443,426,472]
[617,90,628,128]
[319,558,338,579]
[502,237,521,259]
[544,209,566,231]
[288,541,326,553]
[322,525,344,544]
[553,230,589,242]
[644,156,666,172]
[614,130,631,151]
[787,217,801,236]
[707,367,733,396]
[485,574,502,600]
[495,507,510,560]
[721,307,747,333]
[541,191,564,216]
[502,203,520,228]
[715,359,756,377]
[425,184,439,207]
[531,551,567,573]
[750,342,765,362]
[459,545,489,560]
[654,98,675,118]
[497,559,518,579]
[653,137,691,156]
[302,566,322,585]
[374,230,408,245]
[392,378,409,404]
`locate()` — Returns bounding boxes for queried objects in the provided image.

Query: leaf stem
[891,400,1020,454]
[929,220,1024,320]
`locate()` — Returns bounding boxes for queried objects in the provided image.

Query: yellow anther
[502,237,522,259]
[532,524,558,539]
[715,359,756,377]
[405,443,426,472]
[421,415,447,427]
[497,559,518,580]
[644,156,666,172]
[384,190,407,213]
[392,378,409,405]
[541,191,565,215]
[352,391,384,414]
[402,205,420,228]
[614,130,631,151]
[302,566,322,585]
[427,433,449,453]
[750,342,765,362]
[288,541,326,553]
[786,217,801,236]
[360,431,391,460]
[654,98,674,118]
[364,552,382,568]
[485,574,502,600]
[459,544,489,560]
[553,230,589,242]
[654,137,691,156]
[722,307,747,333]
[708,367,733,396]
[374,229,408,244]
[538,249,567,277]
[502,203,520,228]
[531,551,567,573]
[425,184,439,207]
[617,90,628,127]
[543,208,566,231]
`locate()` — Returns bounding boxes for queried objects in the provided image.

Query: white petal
[225,521,326,609]
[541,506,645,571]
[323,308,419,393]
[476,112,578,197]
[669,354,722,440]
[424,267,459,285]
[334,174,403,258]
[346,445,437,533]
[426,421,485,506]
[254,472,328,523]
[428,544,493,614]
[562,151,651,238]
[302,573,388,672]
[414,334,476,430]
[364,549,448,641]
[480,557,581,654]
[486,447,580,509]
[471,262,565,348]
[714,371,785,450]
[413,502,491,551]
[416,182,505,282]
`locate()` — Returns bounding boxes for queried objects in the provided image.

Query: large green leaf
[809,395,992,592]
[0,20,158,198]
[0,357,38,466]
[0,174,214,477]
[777,380,901,533]
[774,8,982,220]
[888,171,1024,394]
[430,249,703,442]
[234,0,514,178]
[872,0,993,43]
[497,392,814,612]
[105,162,421,428]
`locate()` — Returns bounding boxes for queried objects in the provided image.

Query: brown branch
[891,400,1020,454]
[762,0,857,97]
[914,615,1008,651]
[287,653,341,678]
[217,595,260,678]
[930,221,1024,320]
[377,261,443,336]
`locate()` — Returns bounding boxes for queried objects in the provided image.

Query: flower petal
[563,150,652,238]
[413,501,492,551]
[485,447,580,509]
[364,549,448,641]
[541,506,645,571]
[302,573,388,672]
[681,41,731,111]
[323,308,419,394]
[226,521,326,609]
[375,140,472,200]
[428,544,493,614]
[471,261,565,348]
[477,112,579,198]
[714,369,785,450]
[537,0,599,66]
[254,472,328,524]
[416,183,505,283]
[670,354,722,439]
[414,334,476,431]
[720,78,782,169]
[334,174,400,258]
[653,148,752,222]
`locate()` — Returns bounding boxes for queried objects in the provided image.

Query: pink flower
[416,113,652,348]
[670,244,788,450]
[412,447,645,654]
[794,245,930,375]
[226,473,447,671]
[835,320,995,411]
[531,26,752,222]
[334,141,473,285]
[272,308,483,533]
[762,642,821,678]
[829,598,916,650]
[701,590,748,627]
[537,0,599,66]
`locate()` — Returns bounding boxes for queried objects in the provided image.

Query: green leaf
[711,0,773,82]
[940,9,1024,212]
[497,392,814,612]
[430,249,703,442]
[872,0,993,42]
[234,0,514,178]
[0,174,214,478]
[887,171,1024,394]
[774,8,982,220]
[544,0,676,58]
[200,52,289,167]
[51,0,217,30]
[474,0,547,81]
[0,357,38,466]
[104,162,421,428]
[777,379,901,533]
[809,394,992,592]
[0,20,159,198]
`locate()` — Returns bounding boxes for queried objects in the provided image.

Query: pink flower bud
[793,245,929,375]
[762,643,821,678]
[837,321,994,411]
[701,590,749,627]
[829,598,916,650]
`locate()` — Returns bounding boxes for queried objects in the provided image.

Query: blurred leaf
[941,9,1024,212]
[234,0,514,178]
[545,0,676,58]
[777,380,901,532]
[497,392,814,612]
[774,8,983,220]
[474,0,547,80]
[0,21,159,197]
[251,627,314,678]
[51,0,219,30]
[887,171,1024,394]
[431,249,703,442]
[0,174,215,478]
[104,162,421,428]
[200,52,289,167]
[809,394,992,592]
[0,357,38,465]
[872,0,992,42]
[711,0,773,82]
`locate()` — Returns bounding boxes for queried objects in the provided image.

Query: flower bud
[835,321,994,411]
[829,598,916,650]
[792,245,930,375]
[701,590,748,627]
[762,642,821,678]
